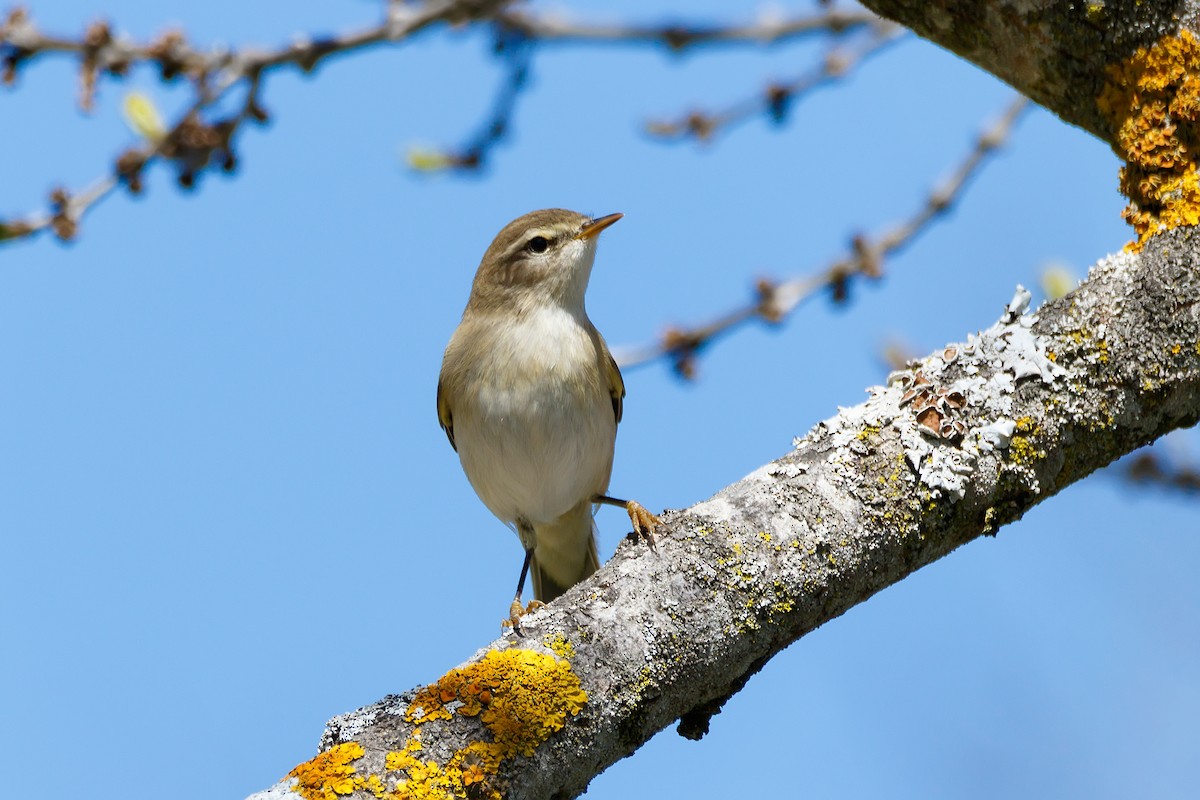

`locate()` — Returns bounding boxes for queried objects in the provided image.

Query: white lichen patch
[322,705,379,742]
[1084,249,1139,293]
[974,418,1017,451]
[787,285,1064,501]
[992,317,1063,384]
[766,461,808,478]
[918,445,978,497]
[318,692,413,753]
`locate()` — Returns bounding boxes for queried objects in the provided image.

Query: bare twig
[645,20,904,142]
[0,3,901,244]
[0,0,513,244]
[414,8,891,173]
[498,6,882,51]
[411,23,535,173]
[613,97,1032,377]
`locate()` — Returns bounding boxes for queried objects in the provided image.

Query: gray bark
[854,0,1199,142]
[249,229,1200,800]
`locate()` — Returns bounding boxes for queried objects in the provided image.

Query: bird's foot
[625,500,662,551]
[502,598,546,635]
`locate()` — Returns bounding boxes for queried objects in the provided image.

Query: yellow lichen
[288,742,367,800]
[285,650,587,800]
[543,633,576,660]
[1008,436,1044,465]
[768,581,795,620]
[770,598,794,616]
[407,649,587,758]
[1008,417,1045,465]
[361,774,386,798]
[856,424,881,441]
[1098,30,1200,249]
[384,649,587,799]
[1060,326,1110,365]
[383,742,471,800]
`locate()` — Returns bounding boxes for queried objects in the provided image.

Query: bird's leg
[594,494,661,550]
[503,547,535,635]
[502,543,545,635]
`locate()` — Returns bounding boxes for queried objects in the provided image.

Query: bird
[436,208,659,630]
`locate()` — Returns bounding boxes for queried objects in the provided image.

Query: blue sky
[3,2,1198,799]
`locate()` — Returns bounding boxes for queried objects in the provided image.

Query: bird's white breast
[452,306,616,526]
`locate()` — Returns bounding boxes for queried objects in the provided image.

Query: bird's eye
[526,236,550,254]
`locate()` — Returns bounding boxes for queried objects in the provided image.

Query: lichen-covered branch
[852,1,1200,250]
[850,0,1186,140]
[248,228,1200,800]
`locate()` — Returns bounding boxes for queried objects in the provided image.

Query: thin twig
[415,9,889,173]
[0,3,899,244]
[0,0,513,244]
[645,20,904,142]
[498,7,881,51]
[410,23,535,173]
[613,97,1032,377]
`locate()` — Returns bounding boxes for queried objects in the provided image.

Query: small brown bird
[436,209,658,628]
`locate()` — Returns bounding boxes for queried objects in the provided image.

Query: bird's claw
[625,500,662,551]
[502,598,546,635]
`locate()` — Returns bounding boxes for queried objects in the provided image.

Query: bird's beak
[576,212,623,240]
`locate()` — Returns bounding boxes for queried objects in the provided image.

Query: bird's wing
[436,378,456,451]
[604,348,625,426]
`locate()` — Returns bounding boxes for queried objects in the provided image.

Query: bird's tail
[530,500,600,603]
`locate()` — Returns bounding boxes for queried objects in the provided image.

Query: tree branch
[249,228,1200,800]
[0,0,515,244]
[497,6,882,50]
[644,20,903,143]
[852,0,1192,140]
[834,1,1200,253]
[0,3,894,243]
